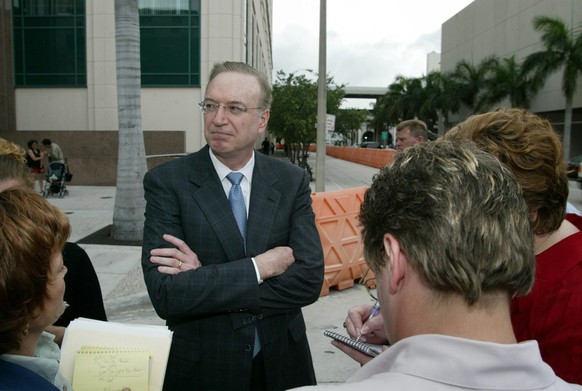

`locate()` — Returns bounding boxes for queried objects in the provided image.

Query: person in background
[142,61,324,391]
[0,138,107,346]
[0,187,72,390]
[261,136,271,155]
[41,139,65,165]
[0,138,32,191]
[394,119,428,150]
[293,140,580,390]
[25,139,45,193]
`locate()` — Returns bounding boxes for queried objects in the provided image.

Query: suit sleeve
[141,165,261,320]
[257,168,324,314]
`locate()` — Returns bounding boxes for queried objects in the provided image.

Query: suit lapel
[247,154,281,255]
[189,147,246,259]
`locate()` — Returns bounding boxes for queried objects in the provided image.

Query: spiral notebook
[72,346,151,391]
[324,329,383,357]
[60,318,173,391]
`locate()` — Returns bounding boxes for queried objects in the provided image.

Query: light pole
[315,0,326,192]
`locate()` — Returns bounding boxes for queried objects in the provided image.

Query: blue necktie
[227,172,247,250]
[227,172,261,356]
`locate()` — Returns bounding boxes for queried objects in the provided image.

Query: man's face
[203,72,269,166]
[395,128,424,151]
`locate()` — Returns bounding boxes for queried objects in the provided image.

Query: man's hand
[254,246,295,280]
[150,234,201,275]
[344,304,388,344]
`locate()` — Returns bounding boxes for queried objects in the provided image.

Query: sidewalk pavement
[46,153,379,385]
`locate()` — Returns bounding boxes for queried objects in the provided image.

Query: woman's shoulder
[0,358,58,390]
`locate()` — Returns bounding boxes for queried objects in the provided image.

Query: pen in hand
[355,303,381,342]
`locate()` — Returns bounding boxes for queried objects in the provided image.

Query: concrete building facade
[0,0,273,184]
[441,0,582,158]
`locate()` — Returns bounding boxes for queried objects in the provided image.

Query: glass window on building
[139,0,201,86]
[12,0,86,87]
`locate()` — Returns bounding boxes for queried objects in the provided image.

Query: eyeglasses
[360,267,378,302]
[199,101,262,116]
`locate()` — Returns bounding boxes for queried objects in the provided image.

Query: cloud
[272,0,474,89]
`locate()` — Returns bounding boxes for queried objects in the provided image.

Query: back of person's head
[396,119,428,139]
[444,108,567,235]
[41,138,51,147]
[0,187,70,353]
[26,139,38,150]
[0,138,32,189]
[360,140,535,305]
[207,61,272,110]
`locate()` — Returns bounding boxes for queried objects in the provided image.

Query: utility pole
[315,0,326,192]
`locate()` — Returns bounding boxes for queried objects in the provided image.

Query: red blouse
[511,213,582,385]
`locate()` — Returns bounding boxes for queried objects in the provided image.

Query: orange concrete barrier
[326,146,397,169]
[311,186,370,296]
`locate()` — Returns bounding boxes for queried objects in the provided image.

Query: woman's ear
[383,233,406,293]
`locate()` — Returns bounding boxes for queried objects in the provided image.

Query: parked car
[567,154,582,179]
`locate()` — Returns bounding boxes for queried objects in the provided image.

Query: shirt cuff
[251,257,263,284]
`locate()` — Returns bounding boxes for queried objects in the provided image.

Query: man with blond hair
[294,140,581,390]
[394,119,428,150]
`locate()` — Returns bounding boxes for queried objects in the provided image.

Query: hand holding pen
[343,302,387,344]
[355,302,381,342]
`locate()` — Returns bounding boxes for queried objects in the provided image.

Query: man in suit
[141,61,324,391]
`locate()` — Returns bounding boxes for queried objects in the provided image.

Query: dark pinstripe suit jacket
[141,145,324,391]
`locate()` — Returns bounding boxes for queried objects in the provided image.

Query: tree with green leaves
[370,74,445,133]
[270,71,345,169]
[334,108,369,145]
[524,16,582,158]
[451,56,498,113]
[424,70,462,132]
[481,56,543,110]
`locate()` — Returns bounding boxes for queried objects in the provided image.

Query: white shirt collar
[208,148,255,183]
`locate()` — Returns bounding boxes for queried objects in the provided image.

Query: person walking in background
[25,139,45,193]
[41,138,64,165]
[295,140,581,390]
[261,136,271,155]
[142,61,324,391]
[394,119,428,150]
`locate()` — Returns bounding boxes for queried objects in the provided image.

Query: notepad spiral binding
[324,329,382,357]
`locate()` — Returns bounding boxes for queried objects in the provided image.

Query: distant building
[426,51,441,74]
[440,0,582,158]
[0,0,273,184]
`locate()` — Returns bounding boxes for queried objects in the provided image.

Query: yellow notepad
[61,318,173,391]
[72,346,151,391]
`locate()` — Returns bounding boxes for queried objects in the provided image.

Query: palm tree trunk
[563,93,573,159]
[112,0,148,241]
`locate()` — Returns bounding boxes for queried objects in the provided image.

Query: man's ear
[259,110,270,131]
[383,233,406,293]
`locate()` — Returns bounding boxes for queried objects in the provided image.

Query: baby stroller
[43,162,70,198]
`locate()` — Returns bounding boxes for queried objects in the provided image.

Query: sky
[272,0,475,108]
